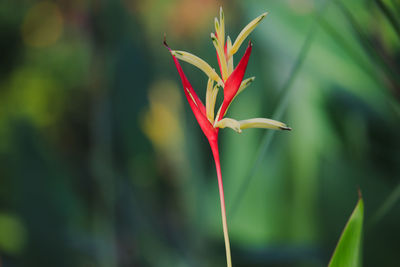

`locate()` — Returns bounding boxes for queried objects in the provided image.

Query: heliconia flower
[164,7,291,267]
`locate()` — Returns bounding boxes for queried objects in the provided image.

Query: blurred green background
[1,0,400,266]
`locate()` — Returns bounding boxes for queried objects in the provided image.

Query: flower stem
[209,139,232,267]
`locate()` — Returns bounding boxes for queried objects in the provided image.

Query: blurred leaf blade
[374,0,400,39]
[370,182,400,227]
[329,197,364,267]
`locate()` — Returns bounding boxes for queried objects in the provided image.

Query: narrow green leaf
[329,197,364,267]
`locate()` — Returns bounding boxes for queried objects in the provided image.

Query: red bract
[217,42,252,122]
[164,41,217,140]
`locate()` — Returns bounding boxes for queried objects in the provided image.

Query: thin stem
[209,139,232,267]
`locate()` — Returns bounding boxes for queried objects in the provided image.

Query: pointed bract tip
[280,126,292,131]
[163,34,169,48]
[260,12,269,19]
[244,77,256,86]
[163,35,174,54]
[357,187,362,199]
[256,12,268,24]
[232,126,242,133]
[210,33,217,42]
[214,17,219,28]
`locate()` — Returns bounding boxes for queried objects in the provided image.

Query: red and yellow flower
[165,7,291,267]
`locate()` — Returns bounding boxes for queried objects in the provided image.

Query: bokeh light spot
[22,1,63,47]
[141,80,184,151]
[0,214,27,255]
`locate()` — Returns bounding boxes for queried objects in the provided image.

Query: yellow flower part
[215,117,291,132]
[186,88,198,108]
[230,12,268,56]
[218,7,225,48]
[206,78,219,124]
[211,33,228,81]
[214,118,242,133]
[171,50,223,85]
[237,77,256,96]
[240,118,291,131]
[226,36,234,74]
